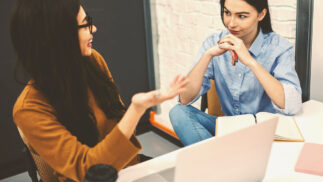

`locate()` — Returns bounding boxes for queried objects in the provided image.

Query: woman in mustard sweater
[10,0,187,181]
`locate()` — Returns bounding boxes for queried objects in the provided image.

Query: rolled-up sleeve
[273,83,302,115]
[271,46,302,115]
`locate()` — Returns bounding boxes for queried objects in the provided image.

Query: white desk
[118,100,323,182]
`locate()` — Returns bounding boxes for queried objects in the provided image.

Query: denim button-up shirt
[188,29,302,116]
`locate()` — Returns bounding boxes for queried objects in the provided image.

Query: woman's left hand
[218,34,254,67]
[131,75,188,112]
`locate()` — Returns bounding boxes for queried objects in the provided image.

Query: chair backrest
[205,80,225,116]
[17,128,60,182]
[22,144,39,182]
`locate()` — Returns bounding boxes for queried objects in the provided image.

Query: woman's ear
[258,8,267,22]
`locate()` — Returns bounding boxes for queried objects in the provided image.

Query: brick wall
[150,0,297,128]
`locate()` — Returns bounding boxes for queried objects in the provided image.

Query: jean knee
[169,104,188,126]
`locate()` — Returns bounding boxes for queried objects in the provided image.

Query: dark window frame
[295,0,314,102]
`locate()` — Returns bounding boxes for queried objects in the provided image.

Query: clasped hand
[206,34,254,66]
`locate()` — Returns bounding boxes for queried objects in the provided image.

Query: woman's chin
[82,49,92,56]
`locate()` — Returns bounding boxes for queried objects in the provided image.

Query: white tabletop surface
[118,100,323,182]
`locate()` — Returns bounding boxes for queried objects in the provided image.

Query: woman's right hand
[205,43,227,57]
[131,75,188,112]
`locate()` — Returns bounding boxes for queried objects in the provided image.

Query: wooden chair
[201,79,225,117]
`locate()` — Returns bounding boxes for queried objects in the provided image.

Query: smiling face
[223,0,266,45]
[77,6,97,56]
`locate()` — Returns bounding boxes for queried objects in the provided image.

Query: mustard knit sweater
[13,49,141,181]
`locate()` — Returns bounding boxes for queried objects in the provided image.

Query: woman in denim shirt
[169,0,302,146]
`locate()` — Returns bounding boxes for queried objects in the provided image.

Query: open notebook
[216,112,304,142]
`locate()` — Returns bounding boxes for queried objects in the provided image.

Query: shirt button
[235,108,239,112]
[235,92,238,96]
[238,73,242,77]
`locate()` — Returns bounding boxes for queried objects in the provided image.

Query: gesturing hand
[131,75,188,112]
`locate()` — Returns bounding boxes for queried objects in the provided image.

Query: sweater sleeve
[13,98,141,182]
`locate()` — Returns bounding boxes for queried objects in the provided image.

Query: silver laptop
[135,117,278,182]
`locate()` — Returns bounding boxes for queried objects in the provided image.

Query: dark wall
[0,0,152,179]
[81,0,152,132]
[0,0,27,179]
[82,0,150,105]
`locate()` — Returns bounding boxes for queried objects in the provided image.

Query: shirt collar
[249,28,264,57]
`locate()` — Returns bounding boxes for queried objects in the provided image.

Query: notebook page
[216,114,255,136]
[257,112,302,140]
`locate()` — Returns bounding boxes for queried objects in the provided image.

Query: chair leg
[201,93,208,112]
[22,145,39,182]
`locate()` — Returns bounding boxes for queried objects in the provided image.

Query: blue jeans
[169,104,217,146]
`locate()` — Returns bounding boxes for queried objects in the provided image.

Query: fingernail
[153,92,160,98]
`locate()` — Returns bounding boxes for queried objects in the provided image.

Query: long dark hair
[10,0,125,147]
[220,0,273,33]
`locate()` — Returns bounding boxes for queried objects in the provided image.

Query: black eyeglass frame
[77,14,93,34]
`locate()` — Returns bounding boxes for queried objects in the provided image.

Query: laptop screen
[174,117,278,182]
[134,117,277,182]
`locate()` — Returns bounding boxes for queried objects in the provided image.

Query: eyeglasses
[78,14,93,34]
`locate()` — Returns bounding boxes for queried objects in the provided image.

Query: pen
[253,114,257,124]
[233,51,237,66]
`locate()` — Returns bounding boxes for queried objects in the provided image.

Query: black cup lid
[85,164,118,182]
